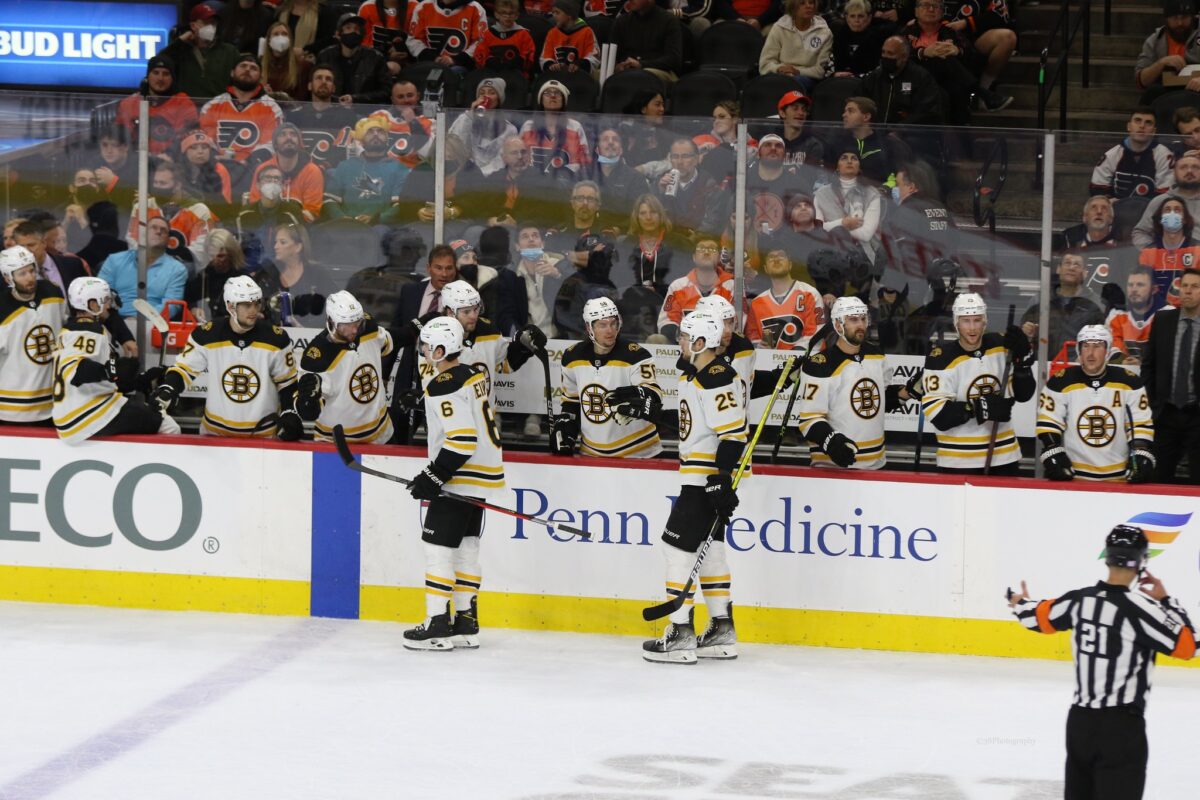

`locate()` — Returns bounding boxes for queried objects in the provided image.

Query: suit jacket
[389,279,435,393]
[1141,306,1200,415]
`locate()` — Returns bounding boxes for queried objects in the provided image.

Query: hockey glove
[1003,325,1032,365]
[516,324,548,355]
[136,366,166,397]
[705,472,739,518]
[112,357,140,392]
[151,383,178,415]
[550,412,579,455]
[395,388,424,412]
[1128,441,1156,485]
[606,385,663,423]
[972,394,1013,424]
[823,431,858,468]
[276,409,304,441]
[410,463,451,501]
[904,368,925,401]
[885,384,905,414]
[298,372,322,400]
[1039,445,1074,481]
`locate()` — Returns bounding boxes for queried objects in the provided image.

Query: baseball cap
[234,52,258,68]
[337,12,369,29]
[1165,0,1197,16]
[190,3,217,23]
[758,133,785,148]
[778,90,812,112]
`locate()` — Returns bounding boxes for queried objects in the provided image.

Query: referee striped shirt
[1013,581,1197,710]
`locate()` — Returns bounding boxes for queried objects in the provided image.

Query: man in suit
[1142,267,1200,482]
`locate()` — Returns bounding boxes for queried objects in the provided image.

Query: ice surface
[1,602,1196,799]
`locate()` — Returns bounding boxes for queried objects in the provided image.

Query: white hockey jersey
[921,333,1020,469]
[418,317,509,403]
[720,331,755,406]
[425,363,505,497]
[677,358,748,486]
[796,344,887,469]
[0,282,66,422]
[167,319,297,437]
[560,339,662,458]
[300,319,394,443]
[52,320,126,443]
[1037,365,1154,481]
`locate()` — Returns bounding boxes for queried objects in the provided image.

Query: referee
[1008,524,1196,799]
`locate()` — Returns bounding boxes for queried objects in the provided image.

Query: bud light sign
[0,0,178,90]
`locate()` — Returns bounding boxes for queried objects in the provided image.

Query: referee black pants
[1065,705,1147,800]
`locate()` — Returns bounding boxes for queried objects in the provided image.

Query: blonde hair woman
[261,21,312,99]
[275,0,336,55]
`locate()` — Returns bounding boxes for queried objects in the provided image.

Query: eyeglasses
[669,153,697,161]
[695,246,719,253]
[572,195,599,203]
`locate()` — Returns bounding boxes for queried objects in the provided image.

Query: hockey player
[154,275,302,440]
[796,296,906,469]
[644,311,747,665]
[295,291,395,444]
[0,245,65,424]
[554,297,663,458]
[921,292,1035,474]
[53,277,180,443]
[693,294,754,391]
[403,316,505,651]
[1037,325,1155,483]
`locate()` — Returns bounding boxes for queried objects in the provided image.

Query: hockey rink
[2,602,1197,800]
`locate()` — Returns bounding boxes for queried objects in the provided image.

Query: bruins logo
[24,324,56,365]
[850,378,881,419]
[221,365,260,403]
[678,398,693,440]
[305,346,322,360]
[1077,405,1116,448]
[580,383,611,424]
[809,353,826,365]
[349,364,379,404]
[929,347,942,358]
[967,374,1001,399]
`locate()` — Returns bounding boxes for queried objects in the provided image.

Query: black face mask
[74,185,102,206]
[880,57,899,76]
[340,32,363,49]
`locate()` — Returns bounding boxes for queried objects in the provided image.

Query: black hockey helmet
[1103,524,1149,569]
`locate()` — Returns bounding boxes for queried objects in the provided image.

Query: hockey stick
[770,323,831,464]
[332,424,591,539]
[914,324,944,473]
[642,355,798,622]
[1124,404,1138,482]
[133,297,170,368]
[537,346,554,455]
[983,305,1016,476]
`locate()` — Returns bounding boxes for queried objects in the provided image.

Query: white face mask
[260,182,283,201]
[197,24,217,42]
[269,35,291,54]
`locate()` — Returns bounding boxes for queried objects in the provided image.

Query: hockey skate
[696,614,737,660]
[403,608,455,651]
[643,617,697,665]
[452,597,480,649]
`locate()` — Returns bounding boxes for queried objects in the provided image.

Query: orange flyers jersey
[1105,307,1155,358]
[359,0,408,49]
[198,92,284,162]
[476,25,536,73]
[584,0,624,16]
[406,0,488,59]
[657,269,734,333]
[540,24,599,71]
[368,109,434,168]
[115,93,199,155]
[128,201,217,260]
[518,118,591,173]
[248,159,326,220]
[745,280,824,351]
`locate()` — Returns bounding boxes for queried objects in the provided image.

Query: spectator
[773,193,838,281]
[3,218,23,250]
[60,170,103,253]
[519,81,591,176]
[322,116,410,223]
[759,0,834,93]
[457,135,568,228]
[656,137,726,240]
[541,0,599,74]
[549,180,604,249]
[1140,267,1200,482]
[116,56,199,155]
[130,160,218,266]
[861,35,944,126]
[880,160,956,282]
[450,79,518,177]
[237,163,306,258]
[407,0,489,71]
[718,208,772,296]
[187,227,255,322]
[359,0,412,74]
[1062,196,1119,250]
[1089,107,1173,202]
[198,53,285,172]
[1138,195,1200,309]
[262,21,313,101]
[611,0,683,83]
[270,223,335,325]
[475,225,527,336]
[1169,105,1200,158]
[317,12,393,105]
[1135,0,1200,104]
[744,134,800,238]
[709,0,782,34]
[179,129,233,214]
[248,123,325,223]
[221,0,276,53]
[1133,152,1200,247]
[13,220,84,300]
[514,224,564,338]
[1020,252,1106,359]
[815,148,883,268]
[695,101,749,187]
[899,0,1008,120]
[287,66,360,172]
[275,0,339,55]
[657,239,734,340]
[584,126,651,233]
[946,0,1017,101]
[1107,266,1161,365]
[745,247,825,349]
[619,91,672,171]
[555,234,619,339]
[368,80,436,170]
[347,226,426,324]
[158,3,240,100]
[832,0,887,77]
[773,90,823,170]
[617,193,684,294]
[91,126,138,201]
[99,217,188,318]
[77,202,128,275]
[476,0,536,75]
[833,96,893,185]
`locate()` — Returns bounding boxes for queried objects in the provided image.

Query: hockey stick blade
[132,298,170,333]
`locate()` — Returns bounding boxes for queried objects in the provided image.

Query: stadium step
[1003,54,1133,91]
[1016,4,1163,38]
[1021,31,1153,61]
[1003,82,1143,114]
[972,103,1130,133]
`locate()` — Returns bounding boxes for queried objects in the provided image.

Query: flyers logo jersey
[408,0,487,58]
[746,280,824,351]
[199,93,284,163]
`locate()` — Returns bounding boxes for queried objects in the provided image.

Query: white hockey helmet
[830,296,869,327]
[680,311,723,354]
[0,245,36,287]
[441,279,482,312]
[223,275,263,309]
[1076,324,1112,353]
[952,292,988,329]
[325,290,365,334]
[67,276,112,313]
[693,294,736,322]
[582,296,620,341]
[420,315,464,363]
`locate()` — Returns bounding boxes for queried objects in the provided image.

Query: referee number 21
[1079,621,1114,656]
